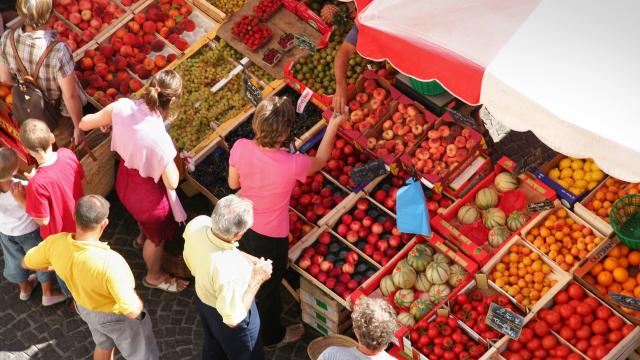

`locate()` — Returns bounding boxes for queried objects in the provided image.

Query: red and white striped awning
[356,0,640,182]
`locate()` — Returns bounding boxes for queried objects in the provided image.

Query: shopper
[318,297,396,360]
[0,147,65,306]
[228,96,346,350]
[183,195,271,360]
[332,22,359,112]
[22,195,159,360]
[79,69,188,293]
[0,0,86,146]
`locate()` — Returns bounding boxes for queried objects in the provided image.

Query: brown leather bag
[9,29,60,130]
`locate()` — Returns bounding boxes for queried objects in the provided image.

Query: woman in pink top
[228,96,346,349]
[79,70,188,293]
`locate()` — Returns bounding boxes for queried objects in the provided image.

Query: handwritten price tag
[294,34,316,53]
[243,75,262,106]
[486,303,524,340]
[527,200,555,213]
[609,291,640,311]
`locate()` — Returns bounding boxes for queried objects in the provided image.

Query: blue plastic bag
[396,178,431,236]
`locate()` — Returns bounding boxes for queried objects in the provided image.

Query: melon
[475,188,499,210]
[409,299,433,321]
[380,275,396,296]
[394,289,415,308]
[407,247,432,272]
[392,261,417,289]
[488,226,511,248]
[414,272,432,292]
[448,264,467,287]
[483,208,506,229]
[457,205,479,224]
[425,262,449,285]
[507,211,530,231]
[428,284,451,303]
[413,243,434,257]
[495,172,519,192]
[397,312,416,327]
[432,252,452,266]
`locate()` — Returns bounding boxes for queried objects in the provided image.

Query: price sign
[294,34,316,53]
[527,200,555,213]
[486,302,524,340]
[446,108,482,133]
[515,147,543,174]
[243,74,262,107]
[351,159,387,187]
[609,291,640,311]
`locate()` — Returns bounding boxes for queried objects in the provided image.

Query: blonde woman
[228,97,346,349]
[79,70,188,293]
[0,0,86,146]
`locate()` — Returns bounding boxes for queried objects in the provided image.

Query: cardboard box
[444,153,493,199]
[301,301,351,334]
[431,156,557,266]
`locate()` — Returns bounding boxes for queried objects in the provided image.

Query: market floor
[0,193,320,360]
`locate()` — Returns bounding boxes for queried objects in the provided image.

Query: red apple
[320,260,333,272]
[346,231,359,243]
[298,257,311,270]
[371,223,383,235]
[346,251,358,264]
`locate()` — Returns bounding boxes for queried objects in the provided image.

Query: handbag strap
[9,29,59,84]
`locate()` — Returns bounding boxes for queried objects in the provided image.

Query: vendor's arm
[332,26,358,112]
[308,113,347,174]
[79,102,114,131]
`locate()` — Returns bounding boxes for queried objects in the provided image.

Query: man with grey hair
[318,297,396,360]
[183,194,272,360]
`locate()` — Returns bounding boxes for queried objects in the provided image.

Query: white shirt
[183,215,252,326]
[0,179,39,236]
[319,347,395,360]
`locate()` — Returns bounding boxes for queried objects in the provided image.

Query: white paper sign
[480,106,510,142]
[297,87,314,113]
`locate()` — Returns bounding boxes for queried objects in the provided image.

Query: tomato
[505,354,523,360]
[508,340,523,352]
[607,316,624,330]
[428,327,439,338]
[519,328,535,343]
[526,338,541,351]
[456,293,469,305]
[595,305,612,320]
[444,351,456,360]
[594,345,609,360]
[452,331,464,344]
[555,345,571,357]
[591,319,608,335]
[582,313,594,326]
[533,320,550,337]
[606,342,616,351]
[575,339,589,352]
[453,343,464,355]
[541,334,557,349]
[568,299,581,308]
[468,345,484,358]
[567,314,582,330]
[608,330,623,343]
[567,354,582,360]
[557,304,575,319]
[519,349,532,359]
[554,291,569,304]
[419,335,430,347]
[590,334,606,347]
[575,325,591,339]
[533,348,548,358]
[567,283,585,299]
[575,303,591,316]
[545,310,562,326]
[410,330,420,342]
[458,351,470,360]
[559,326,575,340]
[586,347,597,360]
[583,296,600,310]
[622,323,635,336]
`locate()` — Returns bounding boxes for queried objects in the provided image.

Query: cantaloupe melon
[457,205,479,224]
[494,172,519,192]
[475,188,499,210]
[483,208,506,229]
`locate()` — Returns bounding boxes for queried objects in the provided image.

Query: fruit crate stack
[289,227,381,335]
[431,156,557,266]
[349,236,478,349]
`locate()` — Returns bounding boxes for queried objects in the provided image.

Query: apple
[373,251,384,263]
[312,255,324,265]
[362,216,374,228]
[356,199,369,211]
[298,257,311,270]
[388,235,401,248]
[357,227,370,239]
[363,244,375,256]
[371,223,383,235]
[342,263,355,274]
[367,233,379,245]
[353,209,366,221]
[341,214,353,225]
[346,231,359,243]
[308,264,320,276]
[336,224,348,237]
[320,260,334,272]
[347,280,358,290]
[376,240,389,253]
[325,277,337,289]
[346,251,358,264]
[349,221,362,232]
[317,272,328,283]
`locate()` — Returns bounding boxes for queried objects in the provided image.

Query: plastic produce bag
[396,178,431,236]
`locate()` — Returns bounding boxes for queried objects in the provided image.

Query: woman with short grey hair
[318,297,396,360]
[183,195,272,360]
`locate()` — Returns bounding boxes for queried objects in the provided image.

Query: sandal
[265,323,305,351]
[142,276,189,293]
[19,274,38,301]
[42,293,67,306]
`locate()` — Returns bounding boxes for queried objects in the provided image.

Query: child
[0,147,65,305]
[17,119,85,296]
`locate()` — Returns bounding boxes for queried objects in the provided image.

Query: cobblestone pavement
[0,194,320,360]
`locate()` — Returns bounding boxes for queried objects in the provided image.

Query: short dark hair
[75,195,110,230]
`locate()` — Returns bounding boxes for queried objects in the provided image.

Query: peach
[441,135,454,146]
[127,21,141,34]
[158,27,170,38]
[112,38,123,52]
[455,149,468,162]
[80,30,93,43]
[367,137,377,149]
[90,17,102,29]
[427,138,441,148]
[446,157,458,166]
[78,0,91,11]
[99,44,114,57]
[373,87,387,101]
[150,39,165,52]
[85,87,97,96]
[411,124,423,136]
[119,82,130,94]
[382,120,393,131]
[415,148,430,160]
[355,93,368,104]
[438,125,450,137]
[114,55,127,70]
[412,114,426,125]
[446,144,457,157]
[114,28,128,39]
[138,69,151,80]
[119,45,133,57]
[406,106,418,117]
[466,139,476,149]
[166,53,177,62]
[143,58,155,71]
[363,79,377,93]
[454,136,466,148]
[403,133,415,144]
[92,54,106,65]
[397,103,407,114]
[154,54,166,68]
[78,22,89,31]
[461,128,471,138]
[134,13,146,25]
[123,33,137,46]
[139,44,151,55]
[79,57,93,70]
[142,21,156,34]
[106,88,118,98]
[81,9,92,21]
[450,125,462,137]
[382,130,394,141]
[350,110,364,122]
[67,40,78,52]
[69,12,81,25]
[427,129,441,139]
[348,100,361,112]
[391,112,403,123]
[394,142,405,154]
[175,38,189,51]
[53,20,66,34]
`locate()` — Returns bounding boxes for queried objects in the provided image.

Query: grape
[206,0,247,15]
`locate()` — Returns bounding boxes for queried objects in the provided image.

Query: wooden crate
[299,275,350,321]
[191,0,227,23]
[301,301,351,335]
[519,199,610,273]
[480,236,572,314]
[78,131,115,197]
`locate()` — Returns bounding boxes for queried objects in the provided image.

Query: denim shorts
[0,229,53,284]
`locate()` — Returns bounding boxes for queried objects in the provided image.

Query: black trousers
[238,228,288,346]
[196,298,264,360]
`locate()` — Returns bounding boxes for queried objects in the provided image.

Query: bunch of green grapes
[248,65,275,84]
[207,0,247,17]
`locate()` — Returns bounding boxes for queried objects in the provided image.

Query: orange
[618,257,629,268]
[584,274,596,284]
[609,283,622,293]
[5,93,11,106]
[628,251,640,266]
[609,246,621,258]
[603,257,618,271]
[634,286,640,298]
[622,278,637,291]
[597,271,614,287]
[0,85,9,99]
[590,263,604,275]
[613,267,629,283]
[556,208,568,218]
[620,245,630,256]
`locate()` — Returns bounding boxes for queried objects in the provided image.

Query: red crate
[431,156,556,266]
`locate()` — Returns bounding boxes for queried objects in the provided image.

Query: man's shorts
[76,304,159,360]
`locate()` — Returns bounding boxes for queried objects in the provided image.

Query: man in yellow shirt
[23,195,158,360]
[183,195,272,360]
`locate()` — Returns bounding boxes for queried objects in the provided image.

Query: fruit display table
[217,0,324,78]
